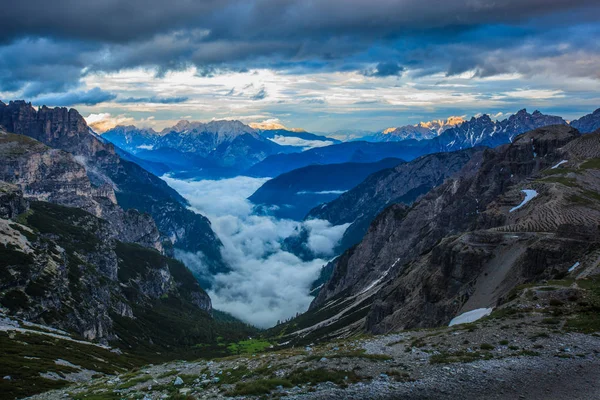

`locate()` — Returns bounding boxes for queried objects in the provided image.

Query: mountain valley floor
[23,303,600,400]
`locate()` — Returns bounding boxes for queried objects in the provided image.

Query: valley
[1,98,600,400]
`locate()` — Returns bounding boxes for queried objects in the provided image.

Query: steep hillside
[276,125,600,342]
[0,185,258,397]
[0,185,212,341]
[306,148,482,252]
[249,158,403,220]
[0,130,163,251]
[0,100,228,283]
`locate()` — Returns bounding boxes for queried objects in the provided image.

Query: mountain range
[363,116,466,142]
[102,122,340,179]
[2,100,600,399]
[99,108,600,183]
[0,100,228,287]
[266,124,600,347]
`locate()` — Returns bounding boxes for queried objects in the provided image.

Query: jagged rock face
[0,182,28,219]
[0,100,110,158]
[0,130,163,252]
[306,148,482,253]
[570,108,600,133]
[0,189,212,342]
[431,109,567,152]
[0,101,228,281]
[311,125,595,334]
[370,125,437,142]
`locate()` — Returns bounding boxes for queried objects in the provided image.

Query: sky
[1,0,600,133]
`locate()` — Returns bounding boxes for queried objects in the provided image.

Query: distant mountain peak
[249,120,306,132]
[417,116,466,133]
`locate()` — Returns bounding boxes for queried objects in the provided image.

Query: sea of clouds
[162,175,349,328]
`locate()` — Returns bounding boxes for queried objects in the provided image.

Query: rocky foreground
[26,300,600,400]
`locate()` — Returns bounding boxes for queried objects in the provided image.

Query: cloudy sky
[1,0,600,132]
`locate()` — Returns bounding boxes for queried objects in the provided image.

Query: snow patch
[137,144,154,150]
[551,160,568,169]
[449,308,493,326]
[568,261,580,272]
[509,189,538,213]
[359,258,400,295]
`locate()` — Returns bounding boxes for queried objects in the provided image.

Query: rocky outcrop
[0,187,212,343]
[0,100,228,282]
[0,129,163,252]
[307,125,600,336]
[570,108,600,133]
[0,182,29,219]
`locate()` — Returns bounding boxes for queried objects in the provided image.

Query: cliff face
[300,125,600,339]
[0,129,163,251]
[0,100,229,282]
[0,185,212,342]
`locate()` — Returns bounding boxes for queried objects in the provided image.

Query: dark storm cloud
[117,96,189,104]
[31,87,116,106]
[3,0,597,43]
[1,0,599,98]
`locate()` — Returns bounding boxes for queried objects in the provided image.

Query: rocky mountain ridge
[570,107,600,133]
[0,183,212,343]
[277,125,600,343]
[366,116,465,142]
[306,148,483,254]
[0,129,163,252]
[103,119,290,176]
[0,100,228,285]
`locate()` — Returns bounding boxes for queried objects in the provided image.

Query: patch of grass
[226,338,272,355]
[517,350,541,357]
[116,374,151,389]
[480,343,495,351]
[541,168,578,176]
[566,313,600,334]
[0,331,137,399]
[541,318,561,325]
[156,370,178,379]
[499,340,510,346]
[530,332,550,340]
[539,176,579,188]
[580,158,600,170]
[287,368,360,385]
